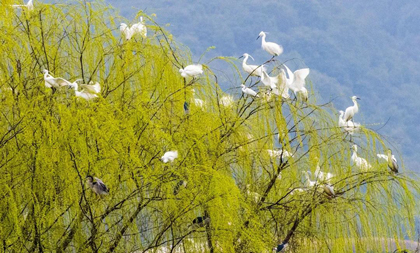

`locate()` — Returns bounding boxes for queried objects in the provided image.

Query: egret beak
[238,55,244,59]
[356,97,361,100]
[256,36,260,40]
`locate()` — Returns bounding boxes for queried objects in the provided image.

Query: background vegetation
[0,1,419,252]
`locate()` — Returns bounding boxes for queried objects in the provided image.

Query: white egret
[263,89,273,102]
[191,89,205,108]
[219,95,234,107]
[261,71,290,99]
[119,17,147,40]
[43,69,72,89]
[256,31,283,57]
[194,98,204,107]
[338,110,360,134]
[261,69,278,89]
[86,176,109,195]
[377,150,398,173]
[271,85,290,99]
[302,171,317,187]
[179,64,203,78]
[239,53,265,77]
[80,81,101,94]
[314,167,333,182]
[246,184,260,202]
[241,84,259,97]
[12,0,33,11]
[161,150,178,163]
[351,145,371,170]
[68,82,99,100]
[274,69,291,99]
[343,96,360,122]
[267,149,293,159]
[284,65,310,101]
[323,184,335,197]
[281,65,295,99]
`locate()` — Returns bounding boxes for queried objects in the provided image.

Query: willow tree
[0,1,418,252]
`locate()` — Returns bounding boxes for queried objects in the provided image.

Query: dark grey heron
[191,216,210,228]
[86,176,109,195]
[273,243,288,252]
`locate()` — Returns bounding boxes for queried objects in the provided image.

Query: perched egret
[271,85,290,100]
[377,150,398,173]
[312,158,333,182]
[261,71,290,99]
[219,95,234,107]
[267,149,293,159]
[239,53,265,77]
[80,81,101,94]
[263,89,273,102]
[274,69,291,99]
[261,69,278,89]
[284,65,310,101]
[192,89,205,108]
[323,184,335,197]
[274,243,288,252]
[246,184,261,202]
[338,110,360,134]
[43,69,72,89]
[68,82,99,100]
[161,150,178,163]
[313,167,333,182]
[193,98,204,107]
[191,216,210,228]
[179,64,203,78]
[241,84,259,97]
[281,65,294,97]
[343,96,360,122]
[257,31,283,57]
[351,145,371,170]
[119,17,147,40]
[173,180,188,195]
[12,0,34,11]
[86,176,109,195]
[302,171,317,187]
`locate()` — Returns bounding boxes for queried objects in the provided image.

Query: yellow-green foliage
[0,1,419,252]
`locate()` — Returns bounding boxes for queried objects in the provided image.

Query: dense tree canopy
[0,1,419,252]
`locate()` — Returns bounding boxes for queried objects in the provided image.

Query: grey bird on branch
[273,242,288,252]
[190,216,210,229]
[173,180,187,195]
[86,176,109,196]
[377,149,399,173]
